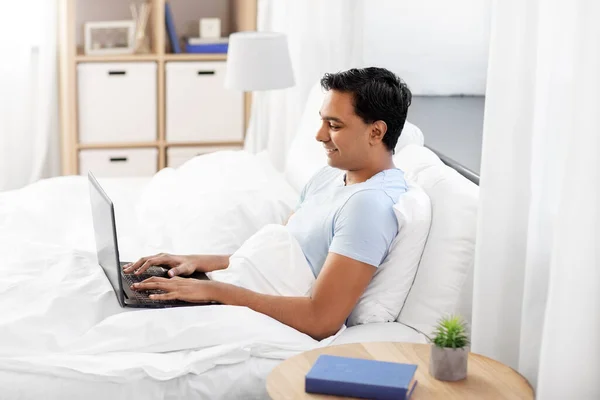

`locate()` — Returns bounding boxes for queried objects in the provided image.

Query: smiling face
[316,90,373,171]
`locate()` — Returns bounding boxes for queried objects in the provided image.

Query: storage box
[166,61,244,143]
[167,145,242,169]
[79,148,158,177]
[78,62,157,144]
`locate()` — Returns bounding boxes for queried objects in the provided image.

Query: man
[124,67,412,340]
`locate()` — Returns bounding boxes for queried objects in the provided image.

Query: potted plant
[428,315,470,381]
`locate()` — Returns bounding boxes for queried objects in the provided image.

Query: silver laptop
[88,172,211,308]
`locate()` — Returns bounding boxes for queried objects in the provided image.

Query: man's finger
[152,253,177,266]
[149,292,178,301]
[142,276,170,284]
[132,277,170,290]
[132,282,162,291]
[123,257,148,273]
[158,255,179,268]
[123,253,164,273]
[135,256,164,275]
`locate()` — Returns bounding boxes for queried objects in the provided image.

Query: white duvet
[0,152,337,385]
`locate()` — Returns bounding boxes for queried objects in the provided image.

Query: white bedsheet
[0,152,340,398]
[0,357,281,399]
[208,224,315,297]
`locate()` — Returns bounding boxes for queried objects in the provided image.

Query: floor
[407,96,485,174]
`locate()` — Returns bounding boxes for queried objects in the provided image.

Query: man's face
[316,90,372,170]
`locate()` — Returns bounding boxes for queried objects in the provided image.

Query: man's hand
[131,276,219,303]
[122,253,230,277]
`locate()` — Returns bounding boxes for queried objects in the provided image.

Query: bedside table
[266,342,534,399]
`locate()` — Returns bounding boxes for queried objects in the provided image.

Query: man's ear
[370,120,388,145]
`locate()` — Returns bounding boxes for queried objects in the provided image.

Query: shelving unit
[58,0,257,176]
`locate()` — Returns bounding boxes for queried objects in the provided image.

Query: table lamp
[225,31,295,152]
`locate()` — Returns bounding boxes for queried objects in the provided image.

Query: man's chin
[326,157,343,170]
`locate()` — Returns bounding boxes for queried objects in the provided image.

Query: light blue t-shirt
[286,166,407,277]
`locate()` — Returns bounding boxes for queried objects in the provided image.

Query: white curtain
[472,0,599,397]
[0,1,59,192]
[245,0,364,170]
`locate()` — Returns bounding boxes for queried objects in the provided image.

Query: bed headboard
[425,146,480,186]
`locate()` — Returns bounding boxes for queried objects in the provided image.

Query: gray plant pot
[429,345,468,381]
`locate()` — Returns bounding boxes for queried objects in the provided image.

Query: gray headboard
[425,146,480,186]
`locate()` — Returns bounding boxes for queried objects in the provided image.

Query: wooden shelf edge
[76,142,243,150]
[162,53,227,62]
[75,53,227,63]
[166,141,244,148]
[78,142,160,150]
[75,53,160,63]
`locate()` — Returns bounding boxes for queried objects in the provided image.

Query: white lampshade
[225,31,295,91]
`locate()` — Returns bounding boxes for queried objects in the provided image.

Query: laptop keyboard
[122,273,181,305]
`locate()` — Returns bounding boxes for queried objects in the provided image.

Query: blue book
[185,43,229,54]
[164,2,181,53]
[305,355,418,400]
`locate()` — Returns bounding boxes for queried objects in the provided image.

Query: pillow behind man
[348,181,432,325]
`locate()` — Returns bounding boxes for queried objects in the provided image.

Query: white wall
[363,0,492,95]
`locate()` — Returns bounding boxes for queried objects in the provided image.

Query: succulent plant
[431,315,470,349]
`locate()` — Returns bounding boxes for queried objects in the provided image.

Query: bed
[0,84,479,399]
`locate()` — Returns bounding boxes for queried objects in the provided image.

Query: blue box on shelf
[185,43,228,54]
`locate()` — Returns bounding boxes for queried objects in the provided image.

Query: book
[187,37,229,45]
[164,2,181,53]
[305,355,418,400]
[185,43,228,54]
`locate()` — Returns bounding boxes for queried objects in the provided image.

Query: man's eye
[329,124,341,130]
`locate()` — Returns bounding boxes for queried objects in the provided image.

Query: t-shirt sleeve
[329,191,398,267]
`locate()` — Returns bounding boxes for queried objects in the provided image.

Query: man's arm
[134,252,375,340]
[215,253,374,340]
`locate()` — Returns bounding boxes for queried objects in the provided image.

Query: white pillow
[348,182,432,326]
[396,121,425,150]
[395,152,478,336]
[135,151,297,256]
[393,144,444,174]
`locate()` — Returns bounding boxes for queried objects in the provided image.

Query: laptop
[88,171,212,308]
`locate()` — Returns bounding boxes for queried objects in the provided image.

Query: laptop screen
[88,172,124,307]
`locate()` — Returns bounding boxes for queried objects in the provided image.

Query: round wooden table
[266,342,534,399]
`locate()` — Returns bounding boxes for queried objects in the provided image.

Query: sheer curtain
[245,0,364,171]
[472,0,599,397]
[0,1,59,192]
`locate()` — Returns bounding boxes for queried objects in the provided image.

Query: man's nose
[315,123,330,142]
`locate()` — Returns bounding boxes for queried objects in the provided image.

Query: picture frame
[84,20,136,55]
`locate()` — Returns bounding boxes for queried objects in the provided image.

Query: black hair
[320,67,412,153]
